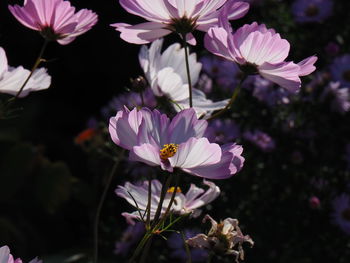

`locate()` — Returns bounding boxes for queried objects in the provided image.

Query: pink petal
[111,22,171,44]
[168,109,208,144]
[259,61,301,92]
[298,56,318,76]
[185,180,220,210]
[225,0,250,20]
[130,143,161,167]
[169,137,221,172]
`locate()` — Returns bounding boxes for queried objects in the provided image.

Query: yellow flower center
[167,186,182,193]
[160,143,179,160]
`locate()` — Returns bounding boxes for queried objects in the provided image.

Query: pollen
[160,143,179,160]
[167,186,182,193]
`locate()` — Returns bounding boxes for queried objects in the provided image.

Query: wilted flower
[186,215,254,262]
[0,47,51,97]
[205,11,317,92]
[292,0,333,23]
[330,54,350,86]
[331,193,350,235]
[0,246,42,263]
[321,82,350,114]
[114,222,145,256]
[139,39,229,117]
[168,229,208,262]
[243,130,275,152]
[116,179,220,224]
[109,107,244,179]
[111,0,249,45]
[9,0,98,45]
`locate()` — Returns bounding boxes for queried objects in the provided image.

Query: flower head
[0,246,42,263]
[331,193,350,235]
[139,39,229,118]
[9,0,98,45]
[109,107,244,179]
[0,47,51,97]
[243,130,275,152]
[330,54,350,87]
[204,12,317,92]
[186,215,254,262]
[292,0,333,23]
[116,179,220,224]
[111,0,249,45]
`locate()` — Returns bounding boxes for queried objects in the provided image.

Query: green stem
[207,75,247,121]
[93,151,123,263]
[182,34,193,108]
[14,39,49,100]
[181,231,192,263]
[139,235,154,263]
[129,233,152,263]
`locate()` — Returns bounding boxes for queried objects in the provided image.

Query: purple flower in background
[116,179,220,223]
[0,246,42,263]
[331,193,350,235]
[114,222,145,256]
[205,119,240,144]
[243,130,275,152]
[111,0,249,45]
[321,82,350,114]
[109,107,245,179]
[205,12,317,92]
[168,229,208,262]
[101,89,157,119]
[330,54,350,87]
[252,76,292,106]
[9,0,98,45]
[200,55,242,90]
[292,0,333,23]
[325,42,340,57]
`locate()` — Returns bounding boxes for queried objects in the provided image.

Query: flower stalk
[181,33,193,108]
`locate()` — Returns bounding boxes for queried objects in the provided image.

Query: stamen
[160,143,179,160]
[167,186,182,193]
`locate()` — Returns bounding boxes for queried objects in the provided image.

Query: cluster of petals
[111,0,249,45]
[0,246,41,263]
[109,107,244,179]
[139,39,229,117]
[9,0,98,45]
[116,179,220,224]
[204,10,317,92]
[186,215,254,261]
[0,47,51,97]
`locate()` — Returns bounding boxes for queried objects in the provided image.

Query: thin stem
[93,150,124,263]
[207,75,247,121]
[14,39,49,100]
[181,34,193,108]
[151,173,173,228]
[129,233,152,263]
[146,176,152,229]
[139,235,154,263]
[181,231,192,263]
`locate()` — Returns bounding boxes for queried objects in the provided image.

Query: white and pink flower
[111,0,249,45]
[0,246,42,263]
[116,179,220,224]
[204,10,317,92]
[109,107,244,179]
[9,0,98,45]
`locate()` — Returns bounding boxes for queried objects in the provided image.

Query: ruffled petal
[130,143,161,167]
[298,56,317,76]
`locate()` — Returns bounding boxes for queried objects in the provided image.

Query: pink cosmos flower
[0,246,42,263]
[116,179,220,224]
[109,107,244,179]
[111,0,249,45]
[9,0,98,45]
[204,11,317,92]
[0,47,51,97]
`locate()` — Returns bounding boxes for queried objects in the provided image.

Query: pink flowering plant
[4,0,350,263]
